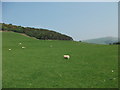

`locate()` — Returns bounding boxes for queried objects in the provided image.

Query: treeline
[1,23,73,40]
[111,42,120,45]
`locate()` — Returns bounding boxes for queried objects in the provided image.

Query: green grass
[2,32,118,88]
[0,32,2,89]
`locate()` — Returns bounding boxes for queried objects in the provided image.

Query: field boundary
[1,31,38,40]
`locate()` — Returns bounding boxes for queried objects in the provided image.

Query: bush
[2,23,73,40]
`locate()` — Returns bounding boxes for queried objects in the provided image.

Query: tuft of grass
[2,32,118,88]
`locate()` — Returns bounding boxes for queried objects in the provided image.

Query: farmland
[2,32,118,88]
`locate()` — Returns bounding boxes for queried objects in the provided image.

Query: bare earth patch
[20,33,38,40]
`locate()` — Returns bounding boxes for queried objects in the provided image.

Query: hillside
[0,31,1,90]
[2,32,118,88]
[1,23,73,40]
[83,37,118,45]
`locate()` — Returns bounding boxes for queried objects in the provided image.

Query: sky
[2,2,118,41]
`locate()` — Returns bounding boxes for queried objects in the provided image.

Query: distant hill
[1,23,73,40]
[83,37,118,45]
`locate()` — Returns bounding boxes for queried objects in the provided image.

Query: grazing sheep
[112,70,114,72]
[64,55,70,59]
[8,49,11,51]
[22,47,26,49]
[19,43,22,45]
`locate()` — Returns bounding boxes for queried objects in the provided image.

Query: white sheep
[8,49,11,51]
[22,47,26,49]
[19,43,22,45]
[64,55,70,59]
[112,70,114,72]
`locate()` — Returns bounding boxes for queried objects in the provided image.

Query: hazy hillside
[83,37,118,45]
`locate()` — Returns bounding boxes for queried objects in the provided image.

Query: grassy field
[2,32,118,88]
[0,32,2,89]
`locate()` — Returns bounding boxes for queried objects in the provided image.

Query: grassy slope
[3,32,118,88]
[0,32,2,89]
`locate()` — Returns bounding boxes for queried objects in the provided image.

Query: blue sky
[2,2,118,41]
